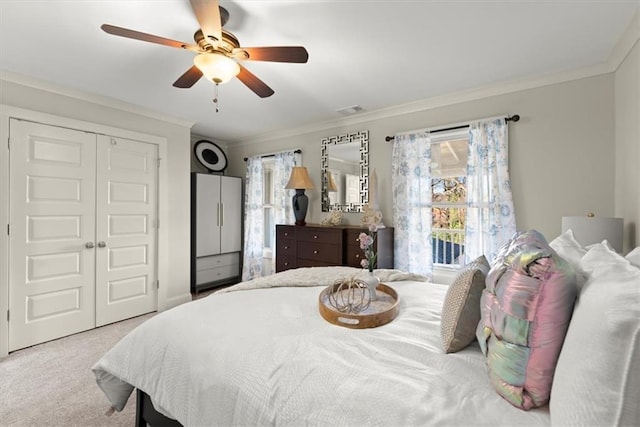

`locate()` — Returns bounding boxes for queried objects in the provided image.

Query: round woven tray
[318,282,399,329]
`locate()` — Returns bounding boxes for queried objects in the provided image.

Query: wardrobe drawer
[196,252,239,271]
[276,255,297,272]
[297,227,342,244]
[276,225,296,239]
[196,264,239,285]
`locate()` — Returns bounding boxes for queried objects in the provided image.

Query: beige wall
[227,74,617,244]
[614,40,640,253]
[0,79,193,308]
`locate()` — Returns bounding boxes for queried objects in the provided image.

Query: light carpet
[1,313,154,426]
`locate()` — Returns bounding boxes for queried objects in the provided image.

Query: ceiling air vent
[336,105,364,116]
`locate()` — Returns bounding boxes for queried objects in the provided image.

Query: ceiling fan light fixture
[193,52,240,84]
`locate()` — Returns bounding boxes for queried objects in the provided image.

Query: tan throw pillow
[441,255,490,353]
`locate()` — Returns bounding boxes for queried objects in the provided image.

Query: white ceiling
[1,1,637,143]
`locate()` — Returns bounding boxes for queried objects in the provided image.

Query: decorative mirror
[321,131,369,212]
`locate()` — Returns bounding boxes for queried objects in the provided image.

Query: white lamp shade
[561,216,623,253]
[193,52,240,84]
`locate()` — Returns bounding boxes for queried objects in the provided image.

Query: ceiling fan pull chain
[213,83,220,113]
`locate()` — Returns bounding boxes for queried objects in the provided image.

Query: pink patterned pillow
[476,230,577,410]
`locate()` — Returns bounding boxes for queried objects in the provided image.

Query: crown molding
[0,70,195,129]
[607,10,639,72]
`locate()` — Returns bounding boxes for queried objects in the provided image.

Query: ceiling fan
[101,0,308,98]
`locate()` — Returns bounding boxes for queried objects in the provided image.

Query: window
[430,129,468,267]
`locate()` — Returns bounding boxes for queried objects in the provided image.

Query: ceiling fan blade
[241,46,309,63]
[190,0,222,47]
[237,65,274,98]
[173,65,203,88]
[101,24,199,51]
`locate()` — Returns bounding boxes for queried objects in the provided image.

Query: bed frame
[135,389,182,427]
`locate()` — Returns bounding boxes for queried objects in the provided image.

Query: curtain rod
[384,114,520,142]
[244,148,302,161]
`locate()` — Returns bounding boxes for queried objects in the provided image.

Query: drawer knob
[355,254,360,258]
[284,246,289,250]
[313,235,318,239]
[313,250,318,254]
[284,232,289,236]
[284,262,289,266]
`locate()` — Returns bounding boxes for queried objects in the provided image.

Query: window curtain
[272,151,299,272]
[465,118,516,262]
[391,131,433,279]
[241,156,264,281]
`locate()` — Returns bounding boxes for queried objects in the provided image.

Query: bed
[93,233,640,427]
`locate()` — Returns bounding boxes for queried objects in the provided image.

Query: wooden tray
[318,282,399,329]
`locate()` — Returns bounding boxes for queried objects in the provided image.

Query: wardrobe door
[220,176,242,254]
[94,135,158,327]
[195,174,222,256]
[8,119,97,351]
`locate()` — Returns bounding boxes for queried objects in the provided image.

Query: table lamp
[561,214,623,253]
[285,167,314,226]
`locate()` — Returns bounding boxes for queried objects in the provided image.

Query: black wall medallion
[194,140,228,172]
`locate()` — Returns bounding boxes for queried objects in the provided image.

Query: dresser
[275,224,394,273]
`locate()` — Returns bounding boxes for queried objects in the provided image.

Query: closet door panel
[95,135,158,327]
[8,119,96,351]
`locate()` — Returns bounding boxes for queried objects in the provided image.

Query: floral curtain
[272,151,299,272]
[465,118,516,262]
[241,156,264,281]
[391,131,433,279]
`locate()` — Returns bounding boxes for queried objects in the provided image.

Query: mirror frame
[321,130,369,212]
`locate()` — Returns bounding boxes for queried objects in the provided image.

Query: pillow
[476,230,577,410]
[440,255,490,353]
[549,229,587,267]
[626,246,640,268]
[549,229,588,290]
[550,242,640,426]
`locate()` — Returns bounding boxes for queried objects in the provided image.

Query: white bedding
[93,267,550,426]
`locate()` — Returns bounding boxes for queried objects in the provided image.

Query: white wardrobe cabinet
[191,173,242,292]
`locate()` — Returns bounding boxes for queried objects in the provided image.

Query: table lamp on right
[561,214,623,253]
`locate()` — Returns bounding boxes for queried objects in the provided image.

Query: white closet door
[95,136,158,327]
[220,176,242,254]
[9,120,97,351]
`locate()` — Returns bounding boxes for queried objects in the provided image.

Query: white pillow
[626,246,640,268]
[549,229,588,289]
[549,229,587,267]
[550,242,640,426]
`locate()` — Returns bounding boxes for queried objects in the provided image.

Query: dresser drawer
[196,263,239,285]
[196,252,240,271]
[345,246,366,268]
[297,227,342,244]
[298,242,342,264]
[275,255,297,272]
[276,225,296,239]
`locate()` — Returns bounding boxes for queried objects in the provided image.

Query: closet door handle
[220,202,224,227]
[85,242,95,249]
[97,241,107,248]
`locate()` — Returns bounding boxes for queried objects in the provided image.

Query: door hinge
[6,310,9,322]
[6,224,9,236]
[156,280,159,289]
[157,157,161,168]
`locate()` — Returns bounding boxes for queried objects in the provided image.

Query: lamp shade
[193,52,240,84]
[561,215,623,253]
[285,167,314,190]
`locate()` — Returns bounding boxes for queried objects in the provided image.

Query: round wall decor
[194,140,227,172]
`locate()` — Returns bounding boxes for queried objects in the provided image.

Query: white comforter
[93,267,550,426]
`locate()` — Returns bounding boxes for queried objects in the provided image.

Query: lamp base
[292,189,309,227]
